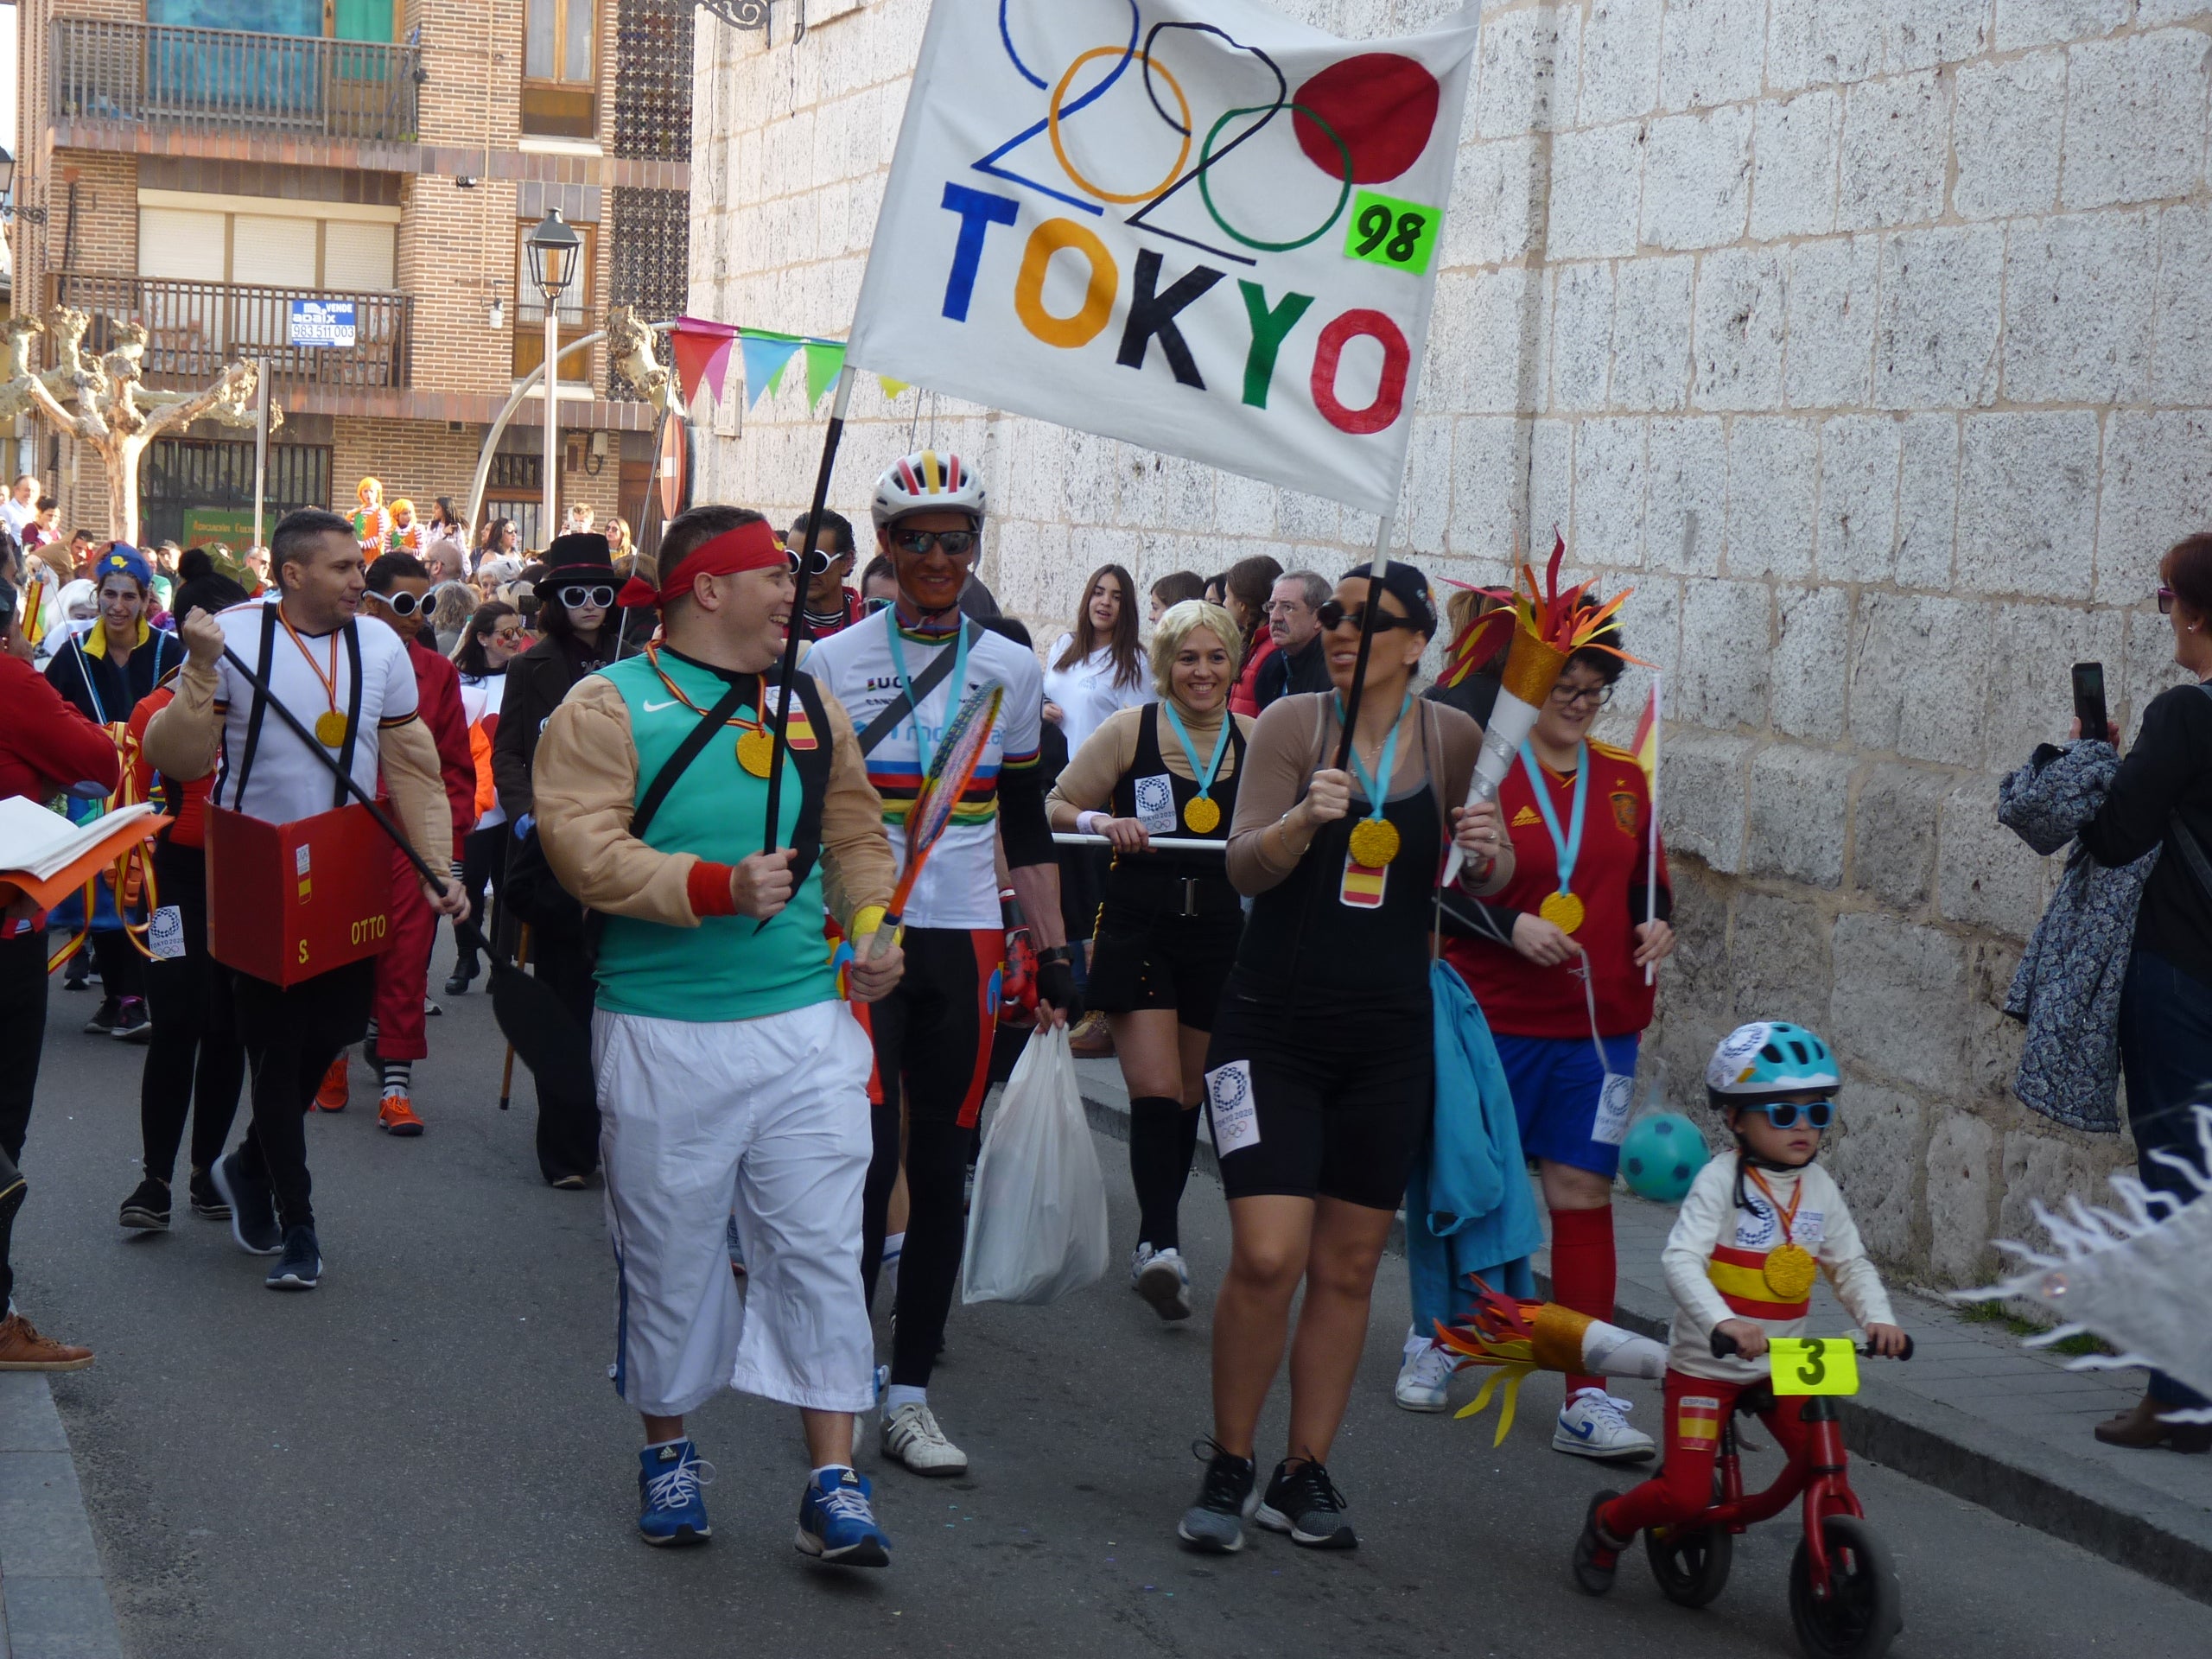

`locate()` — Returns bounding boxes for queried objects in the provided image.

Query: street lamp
[525,208,582,549]
[0,148,49,225]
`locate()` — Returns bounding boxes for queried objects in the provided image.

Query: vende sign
[287,299,358,348]
[847,0,1478,517]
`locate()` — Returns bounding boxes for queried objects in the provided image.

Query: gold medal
[735,729,776,778]
[1347,817,1401,868]
[1538,890,1585,934]
[314,710,349,748]
[1184,796,1221,835]
[1763,1243,1817,1301]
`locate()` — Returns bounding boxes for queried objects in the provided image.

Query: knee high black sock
[1128,1096,1193,1252]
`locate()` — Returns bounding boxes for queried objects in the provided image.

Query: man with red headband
[535,503,905,1563]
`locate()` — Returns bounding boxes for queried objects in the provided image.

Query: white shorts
[594,999,876,1419]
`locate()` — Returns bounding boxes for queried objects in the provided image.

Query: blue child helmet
[1704,1020,1840,1099]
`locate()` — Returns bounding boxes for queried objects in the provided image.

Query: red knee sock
[1549,1206,1617,1397]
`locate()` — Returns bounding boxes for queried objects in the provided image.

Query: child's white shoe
[1553,1387,1656,1463]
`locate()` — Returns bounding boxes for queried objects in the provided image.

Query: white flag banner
[847,0,1480,518]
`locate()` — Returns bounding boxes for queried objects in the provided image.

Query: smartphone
[2071,661,2108,741]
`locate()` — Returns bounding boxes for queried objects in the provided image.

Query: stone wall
[689,0,2211,1287]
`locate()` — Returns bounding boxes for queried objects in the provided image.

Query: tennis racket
[867,679,1006,959]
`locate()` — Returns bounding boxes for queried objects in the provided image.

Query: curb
[0,1373,126,1659]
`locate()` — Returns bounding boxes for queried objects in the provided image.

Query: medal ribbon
[1518,739,1588,905]
[1744,1166,1805,1246]
[1159,697,1230,807]
[885,607,969,779]
[276,603,346,741]
[1333,690,1414,827]
[644,645,763,736]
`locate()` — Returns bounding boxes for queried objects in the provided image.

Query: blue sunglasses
[1743,1099,1835,1130]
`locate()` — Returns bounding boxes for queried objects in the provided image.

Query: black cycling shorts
[1084,905,1241,1030]
[1202,970,1433,1211]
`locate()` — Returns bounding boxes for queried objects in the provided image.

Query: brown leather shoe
[2094,1393,2212,1453]
[0,1313,94,1371]
[1070,1012,1115,1058]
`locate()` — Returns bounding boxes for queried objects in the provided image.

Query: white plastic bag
[960,1025,1110,1306]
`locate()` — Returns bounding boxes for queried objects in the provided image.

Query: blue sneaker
[264,1224,321,1290]
[796,1466,890,1567]
[212,1150,282,1255]
[637,1441,713,1546]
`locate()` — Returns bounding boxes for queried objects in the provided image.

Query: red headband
[617,520,785,607]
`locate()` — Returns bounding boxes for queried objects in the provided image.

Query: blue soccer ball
[1620,1112,1711,1204]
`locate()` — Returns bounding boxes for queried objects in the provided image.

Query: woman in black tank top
[1046,601,1253,1321]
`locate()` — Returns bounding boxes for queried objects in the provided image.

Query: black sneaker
[442,955,478,996]
[110,998,152,1044]
[1256,1458,1357,1549]
[210,1151,282,1255]
[1176,1439,1258,1554]
[118,1177,171,1231]
[188,1168,231,1220]
[1573,1490,1626,1595]
[82,997,122,1035]
[266,1225,321,1290]
[62,968,90,992]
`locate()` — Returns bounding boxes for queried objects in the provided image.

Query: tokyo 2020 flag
[846,0,1480,518]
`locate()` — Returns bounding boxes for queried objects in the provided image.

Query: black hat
[540,533,613,588]
[1339,558,1439,638]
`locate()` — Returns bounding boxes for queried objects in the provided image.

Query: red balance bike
[1641,1330,1914,1659]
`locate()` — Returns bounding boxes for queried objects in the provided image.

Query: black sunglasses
[1315,600,1419,633]
[552,584,616,610]
[1744,1099,1835,1130]
[888,528,977,558]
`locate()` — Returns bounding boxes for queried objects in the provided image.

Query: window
[512,219,596,381]
[137,202,397,291]
[523,0,597,138]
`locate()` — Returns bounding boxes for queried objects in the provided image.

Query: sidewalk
[0,1373,124,1659]
[1073,1058,2212,1606]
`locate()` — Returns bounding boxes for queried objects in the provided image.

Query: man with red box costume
[146,509,465,1292]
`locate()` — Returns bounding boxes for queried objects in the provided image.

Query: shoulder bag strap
[856,620,982,757]
[334,621,364,810]
[230,602,281,808]
[632,675,755,842]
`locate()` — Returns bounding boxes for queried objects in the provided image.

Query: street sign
[287,300,357,348]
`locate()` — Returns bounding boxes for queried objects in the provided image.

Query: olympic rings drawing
[1198,104,1352,252]
[1049,48,1192,207]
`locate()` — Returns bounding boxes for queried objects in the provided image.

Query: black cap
[541,533,613,588]
[1340,558,1439,638]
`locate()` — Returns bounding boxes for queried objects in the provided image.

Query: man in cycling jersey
[801,449,1078,1478]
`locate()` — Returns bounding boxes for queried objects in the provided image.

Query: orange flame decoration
[1432,1278,1548,1446]
[1437,533,1644,690]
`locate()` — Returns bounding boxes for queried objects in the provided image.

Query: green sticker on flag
[1343,189,1440,276]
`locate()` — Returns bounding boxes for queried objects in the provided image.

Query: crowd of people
[0,446,2206,1588]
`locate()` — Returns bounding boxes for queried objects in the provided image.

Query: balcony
[48,272,413,391]
[49,17,422,145]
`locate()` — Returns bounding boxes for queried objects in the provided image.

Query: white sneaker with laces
[1553,1387,1656,1463]
[1131,1243,1192,1320]
[881,1400,969,1476]
[1395,1337,1455,1412]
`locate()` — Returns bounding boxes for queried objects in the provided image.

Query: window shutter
[323,220,397,292]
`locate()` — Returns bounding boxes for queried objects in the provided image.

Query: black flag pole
[1330,512,1397,770]
[761,364,857,856]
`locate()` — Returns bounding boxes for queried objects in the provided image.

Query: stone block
[1445,136,1546,269]
[1724,416,1817,579]
[1955,411,2101,599]
[1766,0,1882,92]
[1641,107,1754,251]
[2098,410,2212,601]
[1214,467,1276,539]
[1852,761,1948,909]
[1399,417,1455,556]
[1829,1084,1926,1267]
[1872,227,2005,410]
[1547,124,1643,262]
[1611,256,1697,410]
[1657,0,1768,111]
[1675,579,1772,728]
[1746,745,1853,887]
[1617,577,1682,681]
[1965,938,2030,1101]
[1837,70,1950,231]
[1893,413,1961,588]
[1999,1130,2122,1249]
[1750,91,1842,241]
[1730,888,1837,1024]
[1694,248,1789,410]
[1646,417,1728,576]
[1528,418,1575,549]
[1885,0,1993,70]
[1952,53,2065,220]
[1773,585,1851,742]
[1431,267,1549,414]
[1575,0,1665,125]
[2153,206,2212,404]
[1550,262,1617,410]
[1849,593,1987,766]
[1832,912,1972,1096]
[1783,235,1880,410]
[1936,776,2053,941]
[2061,30,2212,211]
[1475,4,1583,139]
[1572,417,1648,566]
[1994,0,2129,50]
[2001,212,2157,404]
[1662,731,1753,873]
[2140,0,2212,22]
[1980,602,2127,769]
[1448,416,1525,557]
[1277,489,1341,547]
[1925,1110,1999,1285]
[1649,860,1735,1080]
[1816,415,1903,583]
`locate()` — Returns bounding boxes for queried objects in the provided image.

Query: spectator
[390,498,423,556]
[1255,570,1332,710]
[475,517,521,582]
[1149,570,1205,624]
[423,498,469,584]
[22,498,60,556]
[791,508,865,636]
[3,475,41,542]
[1203,572,1228,607]
[606,516,635,570]
[860,553,898,609]
[1426,588,1511,728]
[562,503,595,536]
[445,601,523,995]
[1044,563,1151,753]
[429,580,475,656]
[68,528,99,571]
[242,545,272,592]
[1223,554,1284,717]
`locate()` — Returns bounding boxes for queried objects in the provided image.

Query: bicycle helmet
[1705,1020,1840,1103]
[871,449,987,530]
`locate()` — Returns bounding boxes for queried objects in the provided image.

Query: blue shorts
[1493,1031,1640,1179]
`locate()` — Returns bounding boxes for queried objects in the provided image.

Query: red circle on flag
[1292,54,1441,185]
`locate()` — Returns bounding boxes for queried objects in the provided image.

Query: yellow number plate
[1768,1337,1860,1396]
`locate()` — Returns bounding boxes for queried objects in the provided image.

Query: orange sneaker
[313,1055,349,1112]
[378,1094,425,1136]
[0,1313,94,1371]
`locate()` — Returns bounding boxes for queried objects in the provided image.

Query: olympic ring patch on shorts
[1205,1059,1259,1155]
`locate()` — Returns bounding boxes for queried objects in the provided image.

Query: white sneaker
[1131,1244,1192,1320]
[881,1401,969,1476]
[1553,1387,1656,1463]
[1395,1339,1455,1412]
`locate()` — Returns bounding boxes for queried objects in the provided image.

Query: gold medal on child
[735,729,776,778]
[1183,796,1221,834]
[314,710,349,748]
[1538,890,1586,934]
[1763,1243,1817,1301]
[1347,817,1400,868]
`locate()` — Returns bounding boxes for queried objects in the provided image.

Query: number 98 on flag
[1344,190,1439,275]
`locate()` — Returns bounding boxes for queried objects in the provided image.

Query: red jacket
[1,650,122,806]
[402,636,475,856]
[1230,632,1280,718]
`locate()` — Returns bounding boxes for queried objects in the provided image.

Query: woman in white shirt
[1043,563,1150,750]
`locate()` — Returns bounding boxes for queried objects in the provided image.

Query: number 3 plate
[1768,1337,1860,1396]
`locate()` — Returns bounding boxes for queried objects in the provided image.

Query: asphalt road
[12,963,2208,1658]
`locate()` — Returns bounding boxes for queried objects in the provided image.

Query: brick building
[10,0,693,550]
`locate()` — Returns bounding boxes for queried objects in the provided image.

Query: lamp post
[524,208,582,550]
[0,147,48,224]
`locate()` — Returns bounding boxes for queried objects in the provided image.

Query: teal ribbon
[884,606,969,777]
[1518,739,1588,899]
[1160,698,1231,807]
[1333,690,1414,824]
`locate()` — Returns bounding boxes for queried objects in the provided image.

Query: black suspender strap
[334,621,364,810]
[632,677,756,840]
[229,602,282,809]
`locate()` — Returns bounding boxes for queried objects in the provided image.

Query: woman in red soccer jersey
[1438,603,1675,1463]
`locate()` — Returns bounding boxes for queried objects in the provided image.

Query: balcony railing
[50,17,423,143]
[48,273,413,391]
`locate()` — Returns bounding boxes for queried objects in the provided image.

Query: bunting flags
[671,317,905,412]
